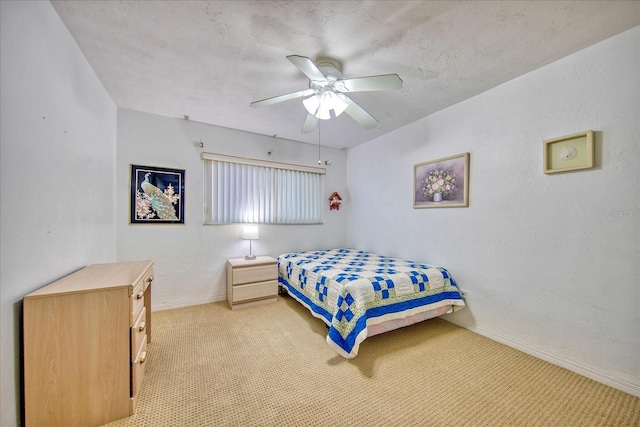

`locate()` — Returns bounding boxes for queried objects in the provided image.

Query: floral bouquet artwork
[414,153,469,208]
[130,165,185,224]
[420,167,457,202]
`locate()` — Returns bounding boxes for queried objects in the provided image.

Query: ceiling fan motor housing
[316,58,343,84]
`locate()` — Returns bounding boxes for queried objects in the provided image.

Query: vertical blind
[203,153,325,224]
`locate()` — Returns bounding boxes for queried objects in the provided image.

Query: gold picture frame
[543,130,594,174]
[414,152,470,208]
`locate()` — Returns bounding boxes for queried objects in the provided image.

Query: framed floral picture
[130,164,185,224]
[414,153,469,208]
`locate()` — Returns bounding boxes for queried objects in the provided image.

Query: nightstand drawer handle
[136,291,144,300]
[146,276,154,283]
[138,322,146,333]
[139,351,147,364]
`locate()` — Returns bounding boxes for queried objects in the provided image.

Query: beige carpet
[103,296,639,427]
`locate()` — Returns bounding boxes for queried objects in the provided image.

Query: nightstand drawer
[233,280,278,302]
[232,265,277,285]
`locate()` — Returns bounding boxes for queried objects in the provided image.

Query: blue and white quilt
[278,248,465,358]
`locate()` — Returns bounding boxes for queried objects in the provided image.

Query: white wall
[1,6,635,427]
[0,2,118,426]
[346,27,639,395]
[116,110,348,310]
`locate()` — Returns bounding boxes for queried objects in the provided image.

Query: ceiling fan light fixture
[305,91,347,120]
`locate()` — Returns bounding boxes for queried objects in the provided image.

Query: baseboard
[152,295,226,312]
[446,319,640,397]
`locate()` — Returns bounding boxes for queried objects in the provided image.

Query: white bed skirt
[366,304,454,337]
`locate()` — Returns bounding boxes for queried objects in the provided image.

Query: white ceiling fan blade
[286,55,327,82]
[337,74,403,92]
[301,113,319,133]
[250,88,315,108]
[343,96,378,129]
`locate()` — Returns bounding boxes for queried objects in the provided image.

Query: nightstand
[227,256,278,310]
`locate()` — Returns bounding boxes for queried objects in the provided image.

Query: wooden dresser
[23,260,154,427]
[227,256,278,310]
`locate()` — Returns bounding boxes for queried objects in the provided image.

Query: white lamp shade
[317,101,332,120]
[333,93,348,117]
[303,95,320,115]
[242,225,259,240]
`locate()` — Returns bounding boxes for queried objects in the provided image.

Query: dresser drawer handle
[139,351,147,364]
[135,291,144,300]
[146,276,154,283]
[138,322,146,333]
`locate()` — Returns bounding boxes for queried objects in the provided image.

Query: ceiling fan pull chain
[318,122,322,165]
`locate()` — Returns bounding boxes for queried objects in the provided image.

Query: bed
[277,248,465,358]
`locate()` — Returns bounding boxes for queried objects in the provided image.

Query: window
[203,153,325,224]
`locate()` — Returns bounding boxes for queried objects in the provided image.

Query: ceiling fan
[250,55,403,133]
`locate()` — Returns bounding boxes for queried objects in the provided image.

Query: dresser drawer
[130,282,145,325]
[232,264,277,285]
[131,339,147,413]
[233,280,278,302]
[130,307,147,362]
[130,268,153,325]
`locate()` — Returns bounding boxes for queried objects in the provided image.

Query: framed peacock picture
[130,164,185,224]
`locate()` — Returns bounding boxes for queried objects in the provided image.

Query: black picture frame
[130,164,185,224]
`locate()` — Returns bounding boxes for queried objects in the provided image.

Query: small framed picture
[130,164,185,224]
[414,153,470,208]
[543,130,594,174]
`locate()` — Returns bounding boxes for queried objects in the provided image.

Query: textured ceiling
[51,1,639,150]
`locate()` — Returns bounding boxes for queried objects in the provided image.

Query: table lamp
[242,225,259,260]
